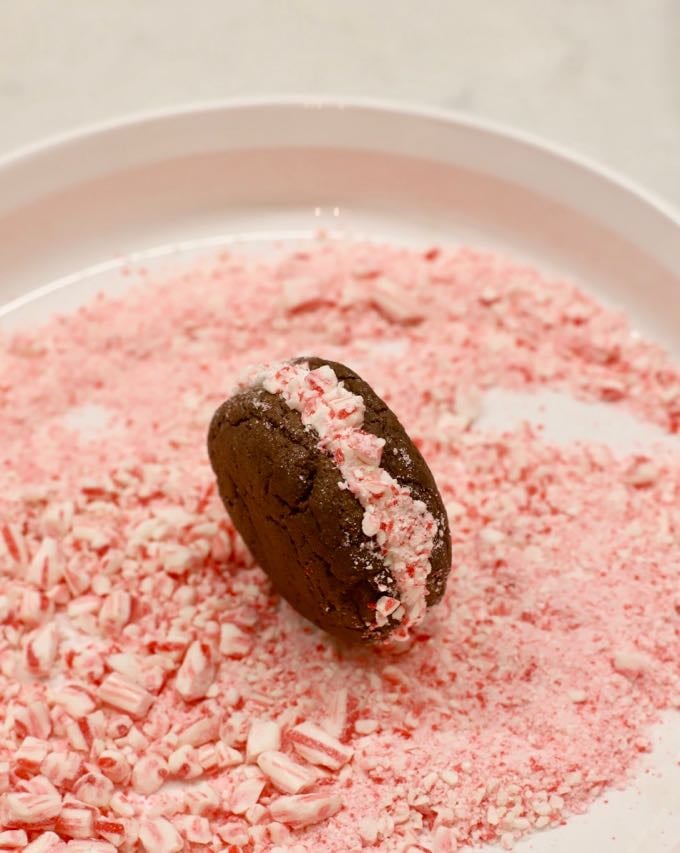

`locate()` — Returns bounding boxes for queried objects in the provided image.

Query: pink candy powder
[248,360,438,634]
[0,240,678,852]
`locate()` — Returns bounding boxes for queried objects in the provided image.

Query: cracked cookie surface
[208,357,451,643]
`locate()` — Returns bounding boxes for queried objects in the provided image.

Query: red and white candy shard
[246,360,439,633]
[269,791,343,828]
[97,673,153,718]
[289,721,353,771]
[257,750,317,794]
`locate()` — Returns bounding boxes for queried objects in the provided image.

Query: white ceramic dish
[0,99,678,852]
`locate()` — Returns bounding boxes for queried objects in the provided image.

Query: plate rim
[0,95,678,230]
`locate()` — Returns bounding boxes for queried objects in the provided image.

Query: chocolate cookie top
[207,357,451,644]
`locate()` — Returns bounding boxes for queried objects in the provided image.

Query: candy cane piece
[257,750,317,794]
[139,817,183,853]
[269,792,342,828]
[289,721,353,770]
[97,673,153,718]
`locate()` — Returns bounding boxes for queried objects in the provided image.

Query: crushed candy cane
[246,359,439,633]
[0,240,678,851]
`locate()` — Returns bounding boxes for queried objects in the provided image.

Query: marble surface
[1,0,678,208]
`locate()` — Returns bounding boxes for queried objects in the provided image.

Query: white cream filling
[245,361,438,635]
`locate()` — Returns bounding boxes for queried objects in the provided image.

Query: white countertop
[1,0,678,208]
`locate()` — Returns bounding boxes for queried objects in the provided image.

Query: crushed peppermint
[0,240,678,851]
[246,360,438,633]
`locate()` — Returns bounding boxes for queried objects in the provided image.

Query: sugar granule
[0,241,678,851]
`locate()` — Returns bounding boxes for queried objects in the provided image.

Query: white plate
[0,99,678,852]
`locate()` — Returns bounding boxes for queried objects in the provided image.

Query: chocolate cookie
[207,358,451,644]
